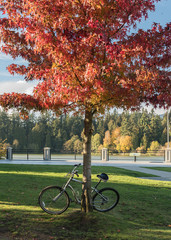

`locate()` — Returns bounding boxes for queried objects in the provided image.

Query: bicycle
[38,163,120,215]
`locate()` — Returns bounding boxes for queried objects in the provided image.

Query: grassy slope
[0,164,171,240]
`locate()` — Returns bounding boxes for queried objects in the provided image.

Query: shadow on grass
[0,164,171,239]
[0,207,115,240]
[1,206,171,240]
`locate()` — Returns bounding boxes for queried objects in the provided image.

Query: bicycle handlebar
[68,163,81,177]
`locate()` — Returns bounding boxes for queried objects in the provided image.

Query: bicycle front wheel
[38,186,70,215]
[93,187,119,212]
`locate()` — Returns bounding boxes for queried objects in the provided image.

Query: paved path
[116,165,171,181]
[0,159,171,181]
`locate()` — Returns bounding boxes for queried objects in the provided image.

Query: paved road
[0,159,171,181]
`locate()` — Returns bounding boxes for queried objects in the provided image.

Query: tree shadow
[0,164,171,239]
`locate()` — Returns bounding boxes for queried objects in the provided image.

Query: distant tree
[31,123,45,149]
[104,113,112,132]
[148,141,161,151]
[141,133,148,150]
[121,113,132,136]
[12,139,19,149]
[161,127,167,146]
[129,112,141,149]
[131,129,140,150]
[64,116,74,139]
[71,117,84,138]
[55,129,65,152]
[13,125,26,149]
[149,113,162,143]
[96,119,105,141]
[74,139,83,153]
[63,135,79,152]
[118,135,133,152]
[108,120,115,133]
[45,133,52,148]
[161,112,171,146]
[116,115,122,127]
[0,139,7,159]
[111,127,121,150]
[52,118,61,137]
[139,110,151,148]
[136,145,146,153]
[23,113,36,149]
[0,111,10,142]
[103,130,111,148]
[92,133,101,152]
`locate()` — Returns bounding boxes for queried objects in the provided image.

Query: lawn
[0,164,171,240]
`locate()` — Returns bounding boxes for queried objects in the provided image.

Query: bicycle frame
[53,166,83,202]
[53,164,105,204]
[67,179,82,204]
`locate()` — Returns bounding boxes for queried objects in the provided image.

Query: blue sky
[0,0,170,114]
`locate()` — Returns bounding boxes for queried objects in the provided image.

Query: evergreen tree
[96,119,105,141]
[70,117,84,138]
[121,113,132,136]
[129,112,141,149]
[55,129,64,152]
[108,120,115,133]
[0,111,11,142]
[45,132,52,148]
[23,113,36,149]
[139,110,151,148]
[149,112,162,143]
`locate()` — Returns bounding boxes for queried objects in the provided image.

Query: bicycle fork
[52,177,72,202]
[53,189,65,202]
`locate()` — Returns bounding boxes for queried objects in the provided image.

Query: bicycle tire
[38,186,70,215]
[93,187,119,212]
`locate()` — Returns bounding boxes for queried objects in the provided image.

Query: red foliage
[0,0,170,115]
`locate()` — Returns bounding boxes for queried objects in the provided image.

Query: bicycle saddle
[97,173,109,182]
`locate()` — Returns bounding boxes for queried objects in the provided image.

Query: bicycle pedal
[70,198,74,203]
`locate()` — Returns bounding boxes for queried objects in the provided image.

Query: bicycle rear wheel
[93,187,119,212]
[38,186,70,215]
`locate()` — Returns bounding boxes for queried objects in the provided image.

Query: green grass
[0,164,171,240]
[144,167,171,172]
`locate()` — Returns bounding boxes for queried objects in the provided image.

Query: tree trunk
[81,109,93,213]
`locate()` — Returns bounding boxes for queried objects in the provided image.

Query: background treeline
[0,109,170,154]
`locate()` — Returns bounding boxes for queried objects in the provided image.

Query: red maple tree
[0,0,170,212]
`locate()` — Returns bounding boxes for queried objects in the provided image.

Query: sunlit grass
[0,202,40,212]
[0,170,67,177]
[0,163,171,240]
